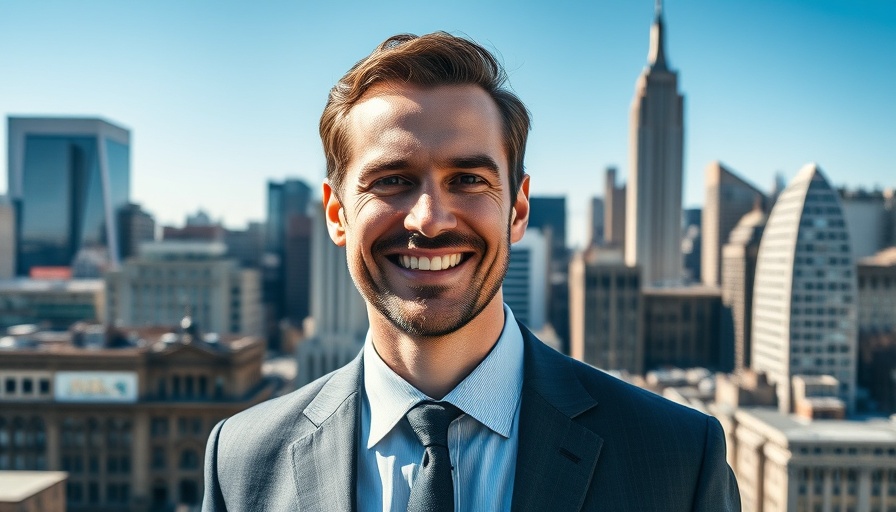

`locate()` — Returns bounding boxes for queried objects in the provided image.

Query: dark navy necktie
[406,401,463,512]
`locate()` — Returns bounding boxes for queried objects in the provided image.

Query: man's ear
[322,180,347,247]
[510,174,530,244]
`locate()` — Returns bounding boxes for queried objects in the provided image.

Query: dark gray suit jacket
[203,325,740,511]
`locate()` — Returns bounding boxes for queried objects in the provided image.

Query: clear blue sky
[1,0,893,247]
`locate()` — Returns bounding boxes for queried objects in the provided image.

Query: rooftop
[0,471,67,503]
[0,278,104,293]
[737,407,896,445]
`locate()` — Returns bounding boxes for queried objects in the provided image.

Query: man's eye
[375,176,410,187]
[456,175,485,185]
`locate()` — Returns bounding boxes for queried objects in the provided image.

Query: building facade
[857,248,896,413]
[0,197,16,279]
[569,247,643,374]
[603,166,627,248]
[722,206,767,372]
[625,4,685,286]
[731,408,896,512]
[840,188,893,261]
[0,471,67,512]
[702,161,767,286]
[752,164,857,413]
[116,204,155,261]
[105,241,261,336]
[0,326,272,511]
[0,279,104,331]
[642,286,726,372]
[7,117,130,277]
[588,196,604,247]
[502,228,549,331]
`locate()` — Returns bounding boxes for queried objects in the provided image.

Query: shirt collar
[363,304,524,449]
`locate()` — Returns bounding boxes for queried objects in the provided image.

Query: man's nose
[404,190,457,238]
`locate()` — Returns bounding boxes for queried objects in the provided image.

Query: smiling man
[202,32,740,511]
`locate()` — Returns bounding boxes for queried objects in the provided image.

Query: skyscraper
[603,166,626,248]
[702,161,767,286]
[752,164,857,413]
[7,117,130,276]
[625,1,685,286]
[263,179,313,346]
[721,205,767,372]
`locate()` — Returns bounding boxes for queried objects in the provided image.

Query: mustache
[372,231,486,253]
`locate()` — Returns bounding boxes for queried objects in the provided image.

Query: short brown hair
[319,32,531,201]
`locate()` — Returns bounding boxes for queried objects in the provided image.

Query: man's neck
[368,297,506,399]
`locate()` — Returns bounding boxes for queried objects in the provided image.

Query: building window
[152,446,166,470]
[180,449,199,470]
[22,378,33,394]
[151,417,169,438]
[39,378,50,394]
[5,378,16,394]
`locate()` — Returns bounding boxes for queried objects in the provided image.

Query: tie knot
[406,401,463,448]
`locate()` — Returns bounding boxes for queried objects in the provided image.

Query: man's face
[323,82,529,337]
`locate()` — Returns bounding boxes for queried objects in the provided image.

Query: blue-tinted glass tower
[7,117,130,276]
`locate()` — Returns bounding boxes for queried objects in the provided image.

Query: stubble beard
[350,227,511,338]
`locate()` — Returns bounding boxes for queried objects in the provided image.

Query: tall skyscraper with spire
[625,1,685,286]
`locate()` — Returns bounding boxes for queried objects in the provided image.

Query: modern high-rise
[702,161,767,286]
[603,166,626,248]
[502,228,549,330]
[752,164,857,413]
[721,205,767,371]
[625,3,685,286]
[569,247,643,374]
[263,179,313,341]
[0,197,15,279]
[7,117,130,276]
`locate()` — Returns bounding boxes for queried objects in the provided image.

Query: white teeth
[398,253,463,271]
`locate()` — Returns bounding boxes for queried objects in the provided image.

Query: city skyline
[1,0,894,247]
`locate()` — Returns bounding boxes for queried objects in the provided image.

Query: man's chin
[376,296,478,338]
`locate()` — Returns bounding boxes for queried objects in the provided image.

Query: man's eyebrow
[447,155,500,177]
[358,158,412,177]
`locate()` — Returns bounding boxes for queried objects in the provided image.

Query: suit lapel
[512,325,604,512]
[291,355,363,512]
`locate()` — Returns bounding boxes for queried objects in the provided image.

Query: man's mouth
[394,253,466,271]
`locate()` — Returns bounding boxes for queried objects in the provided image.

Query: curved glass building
[752,163,857,413]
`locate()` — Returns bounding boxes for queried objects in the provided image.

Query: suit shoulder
[215,368,341,454]
[568,355,710,425]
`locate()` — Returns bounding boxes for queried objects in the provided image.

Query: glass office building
[7,117,130,276]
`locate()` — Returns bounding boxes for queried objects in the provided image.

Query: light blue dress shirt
[357,304,524,512]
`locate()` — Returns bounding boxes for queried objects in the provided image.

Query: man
[203,32,740,511]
